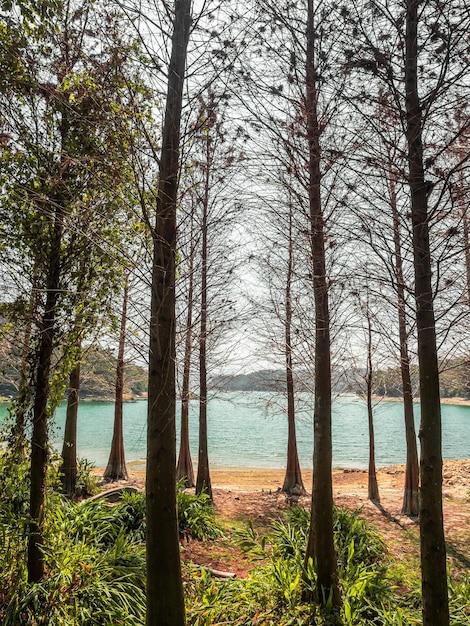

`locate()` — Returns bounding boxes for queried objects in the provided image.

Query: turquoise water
[0,392,468,468]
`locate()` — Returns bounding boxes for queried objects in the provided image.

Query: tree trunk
[104,276,129,481]
[390,176,419,517]
[146,2,190,624]
[27,198,65,583]
[11,264,40,452]
[303,0,340,607]
[405,2,449,624]
[12,314,34,452]
[461,179,470,305]
[366,311,379,502]
[177,212,195,488]
[196,134,212,501]
[61,358,81,497]
[282,203,305,498]
[457,154,470,305]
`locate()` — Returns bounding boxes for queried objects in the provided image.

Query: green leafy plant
[177,485,222,540]
[448,576,470,626]
[75,457,99,497]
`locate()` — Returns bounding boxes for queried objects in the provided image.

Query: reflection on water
[0,392,468,468]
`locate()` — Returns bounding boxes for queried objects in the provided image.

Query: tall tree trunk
[365,307,379,502]
[61,356,81,497]
[196,134,212,501]
[461,178,470,305]
[405,2,449,624]
[303,0,340,607]
[11,263,40,452]
[146,2,190,624]
[390,176,419,517]
[177,212,195,488]
[12,314,34,452]
[456,152,470,305]
[27,198,65,583]
[282,202,305,498]
[104,275,129,481]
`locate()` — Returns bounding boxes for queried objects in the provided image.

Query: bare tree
[303,0,340,606]
[176,210,196,488]
[282,199,306,498]
[404,3,448,622]
[146,1,191,623]
[104,274,130,481]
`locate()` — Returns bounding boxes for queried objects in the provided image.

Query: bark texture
[27,192,65,583]
[61,360,81,497]
[366,314,379,502]
[303,0,340,607]
[405,2,449,624]
[146,2,191,625]
[390,177,419,517]
[104,277,129,481]
[177,213,195,488]
[282,204,305,498]
[196,131,212,501]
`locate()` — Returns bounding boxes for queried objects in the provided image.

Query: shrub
[177,486,222,541]
[75,457,99,497]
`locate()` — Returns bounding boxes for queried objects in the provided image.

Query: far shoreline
[1,393,470,406]
[371,394,470,406]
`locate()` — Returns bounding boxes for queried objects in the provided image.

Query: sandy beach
[99,458,470,499]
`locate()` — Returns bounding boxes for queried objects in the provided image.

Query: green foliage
[178,484,223,541]
[74,457,99,498]
[0,483,146,623]
[196,505,415,626]
[448,576,470,626]
[0,450,30,517]
[1,454,466,625]
[2,528,146,625]
[0,456,225,624]
[233,519,268,558]
[333,506,385,571]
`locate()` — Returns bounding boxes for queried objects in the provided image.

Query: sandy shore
[103,459,470,497]
[121,462,305,491]
[371,394,470,406]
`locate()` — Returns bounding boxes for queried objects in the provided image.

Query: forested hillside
[211,363,470,399]
[0,343,147,400]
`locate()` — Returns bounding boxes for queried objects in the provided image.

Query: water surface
[0,392,468,468]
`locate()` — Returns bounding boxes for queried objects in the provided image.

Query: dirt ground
[95,459,470,579]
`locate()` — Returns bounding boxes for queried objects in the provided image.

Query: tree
[348,98,420,516]
[194,103,213,499]
[177,88,244,500]
[104,273,130,481]
[390,167,419,517]
[303,0,340,606]
[404,2,448,622]
[0,0,148,577]
[60,335,82,498]
[281,199,306,499]
[146,1,191,623]
[176,209,196,488]
[359,288,380,502]
[343,0,470,621]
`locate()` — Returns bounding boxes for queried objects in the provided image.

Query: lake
[0,392,468,469]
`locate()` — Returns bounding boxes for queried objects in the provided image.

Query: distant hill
[211,369,287,391]
[210,369,319,392]
[0,342,148,400]
[79,347,147,400]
